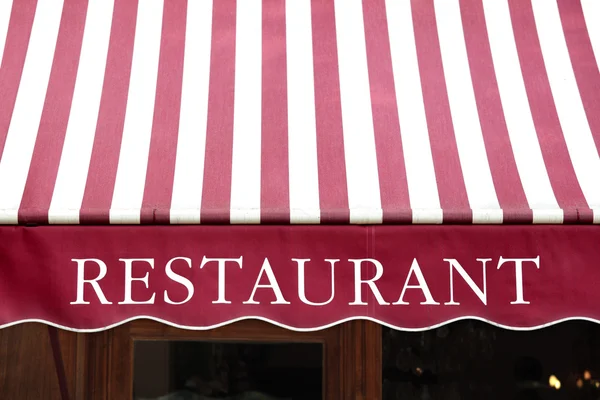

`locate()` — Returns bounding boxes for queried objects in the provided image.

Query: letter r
[70,258,112,305]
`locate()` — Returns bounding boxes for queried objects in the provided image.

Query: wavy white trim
[2,315,600,333]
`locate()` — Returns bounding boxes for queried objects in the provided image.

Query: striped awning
[1,0,599,225]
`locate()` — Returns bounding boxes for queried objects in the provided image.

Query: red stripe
[362,0,411,224]
[508,0,591,223]
[0,0,37,159]
[411,0,470,223]
[557,0,600,158]
[79,0,138,224]
[261,0,289,223]
[140,0,186,224]
[200,0,236,224]
[460,0,532,223]
[311,0,349,223]
[18,0,88,224]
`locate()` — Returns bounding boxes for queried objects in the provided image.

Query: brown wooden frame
[82,320,381,400]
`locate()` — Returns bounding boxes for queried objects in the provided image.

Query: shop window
[133,341,323,400]
[382,320,600,400]
[86,319,379,399]
[93,320,359,399]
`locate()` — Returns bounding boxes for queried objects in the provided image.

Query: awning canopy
[0,0,599,331]
[1,0,599,225]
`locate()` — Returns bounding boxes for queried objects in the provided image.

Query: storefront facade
[1,0,599,398]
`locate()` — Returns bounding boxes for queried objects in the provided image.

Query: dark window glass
[382,320,600,400]
[133,341,323,400]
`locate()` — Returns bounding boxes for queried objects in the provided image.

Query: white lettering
[200,256,243,304]
[348,259,390,305]
[444,258,489,306]
[294,259,338,306]
[164,257,194,305]
[497,256,540,304]
[118,258,156,305]
[70,259,112,305]
[393,258,439,305]
[244,258,290,304]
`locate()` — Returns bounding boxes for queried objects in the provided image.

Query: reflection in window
[133,341,323,400]
[382,320,600,399]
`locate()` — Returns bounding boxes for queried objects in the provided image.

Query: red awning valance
[0,225,599,331]
[0,0,598,225]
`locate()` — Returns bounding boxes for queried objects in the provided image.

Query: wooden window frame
[82,320,381,400]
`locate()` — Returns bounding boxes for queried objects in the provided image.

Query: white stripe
[532,0,600,215]
[582,0,600,228]
[286,0,320,224]
[0,0,63,224]
[48,0,114,224]
[170,0,213,224]
[230,0,261,224]
[582,0,600,223]
[109,0,163,224]
[434,0,502,224]
[482,0,562,224]
[0,0,13,66]
[385,0,442,224]
[333,0,381,224]
[581,0,600,69]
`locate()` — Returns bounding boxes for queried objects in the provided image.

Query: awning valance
[0,224,599,331]
[0,0,598,225]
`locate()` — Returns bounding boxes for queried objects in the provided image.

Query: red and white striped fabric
[0,0,599,225]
